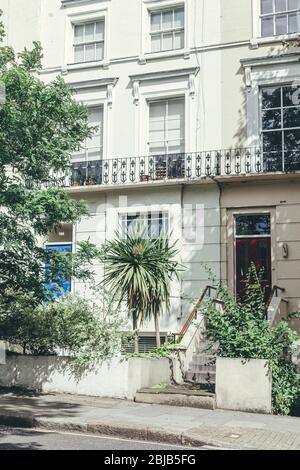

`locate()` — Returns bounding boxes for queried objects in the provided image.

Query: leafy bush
[0,290,128,370]
[205,265,300,415]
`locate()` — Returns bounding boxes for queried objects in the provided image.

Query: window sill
[250,33,300,48]
[65,60,110,72]
[139,48,190,64]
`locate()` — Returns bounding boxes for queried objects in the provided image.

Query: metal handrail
[265,285,286,319]
[178,285,217,338]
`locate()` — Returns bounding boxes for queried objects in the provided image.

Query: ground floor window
[119,211,169,239]
[45,244,72,298]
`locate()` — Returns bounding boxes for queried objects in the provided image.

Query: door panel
[236,237,271,302]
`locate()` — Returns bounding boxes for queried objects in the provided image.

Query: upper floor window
[149,98,185,155]
[260,0,300,37]
[74,20,105,63]
[71,106,103,186]
[150,6,184,52]
[261,84,300,171]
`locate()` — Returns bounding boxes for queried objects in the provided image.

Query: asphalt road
[0,426,202,451]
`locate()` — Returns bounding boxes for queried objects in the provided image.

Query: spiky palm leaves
[102,231,180,351]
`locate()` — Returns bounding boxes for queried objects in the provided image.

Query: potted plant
[86,177,97,185]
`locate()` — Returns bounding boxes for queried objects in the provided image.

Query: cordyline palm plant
[101,229,181,352]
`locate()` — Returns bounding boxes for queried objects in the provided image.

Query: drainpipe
[211,178,222,286]
[180,184,185,318]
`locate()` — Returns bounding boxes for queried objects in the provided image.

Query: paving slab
[0,391,299,449]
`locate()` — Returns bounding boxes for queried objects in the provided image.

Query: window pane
[162,32,173,50]
[275,0,287,11]
[262,87,281,109]
[276,14,288,34]
[263,131,283,151]
[74,25,84,44]
[284,128,300,149]
[149,102,166,150]
[150,143,166,155]
[162,11,173,30]
[283,85,300,106]
[261,0,273,14]
[151,34,161,52]
[262,109,282,129]
[86,107,103,150]
[288,0,300,9]
[95,21,104,41]
[288,11,300,31]
[151,12,161,32]
[168,99,185,150]
[85,44,95,62]
[236,215,271,237]
[74,45,84,63]
[283,107,300,127]
[96,43,104,60]
[85,23,95,42]
[174,31,184,49]
[88,107,102,126]
[174,8,184,28]
[261,16,274,36]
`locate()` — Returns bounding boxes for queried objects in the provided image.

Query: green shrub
[0,289,128,369]
[205,265,300,415]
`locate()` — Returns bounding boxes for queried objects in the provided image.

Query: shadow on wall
[0,355,122,399]
[233,45,280,148]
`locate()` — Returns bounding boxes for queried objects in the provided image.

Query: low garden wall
[216,358,272,414]
[0,355,171,400]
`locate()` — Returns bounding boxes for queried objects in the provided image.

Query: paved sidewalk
[0,391,299,450]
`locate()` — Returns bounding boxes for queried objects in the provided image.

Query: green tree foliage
[205,265,300,415]
[101,230,181,351]
[0,11,95,302]
[0,290,128,370]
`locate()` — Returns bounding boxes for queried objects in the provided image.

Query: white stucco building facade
[2,0,300,339]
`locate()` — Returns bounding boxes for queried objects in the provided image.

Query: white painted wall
[0,355,171,400]
[216,358,272,414]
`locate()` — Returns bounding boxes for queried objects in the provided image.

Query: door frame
[226,207,277,298]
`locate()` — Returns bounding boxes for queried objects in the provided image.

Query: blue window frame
[45,244,72,298]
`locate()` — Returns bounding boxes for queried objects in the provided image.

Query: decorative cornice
[240,52,300,68]
[68,78,118,90]
[69,78,118,107]
[129,67,200,83]
[129,67,199,106]
[61,0,110,8]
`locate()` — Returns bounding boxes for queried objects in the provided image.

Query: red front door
[236,237,271,302]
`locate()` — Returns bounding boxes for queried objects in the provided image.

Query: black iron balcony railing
[67,147,300,187]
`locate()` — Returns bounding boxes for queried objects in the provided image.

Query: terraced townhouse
[1,0,300,344]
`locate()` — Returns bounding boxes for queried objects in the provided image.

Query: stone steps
[135,385,216,410]
[185,353,216,385]
[185,371,216,385]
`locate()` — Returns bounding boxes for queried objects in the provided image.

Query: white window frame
[149,5,185,54]
[148,97,185,155]
[73,20,105,64]
[251,0,300,46]
[140,0,191,62]
[119,211,170,240]
[260,83,300,171]
[71,105,105,185]
[242,56,300,146]
[64,4,110,68]
[130,68,199,157]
